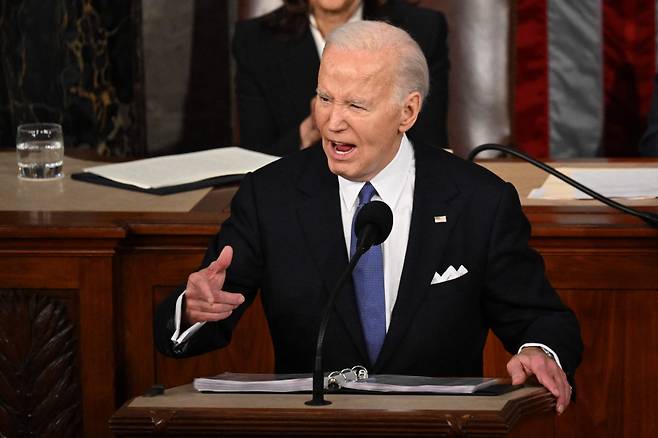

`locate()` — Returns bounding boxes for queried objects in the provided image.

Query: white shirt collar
[338,134,414,211]
[309,3,364,58]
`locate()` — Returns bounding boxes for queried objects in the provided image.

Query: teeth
[329,140,356,157]
[332,141,354,155]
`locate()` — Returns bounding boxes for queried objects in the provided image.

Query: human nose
[326,104,348,132]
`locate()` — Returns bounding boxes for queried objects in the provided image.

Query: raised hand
[183,246,245,325]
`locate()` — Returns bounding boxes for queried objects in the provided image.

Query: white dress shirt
[338,134,415,329]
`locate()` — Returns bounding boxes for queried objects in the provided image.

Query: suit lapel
[295,149,369,362]
[374,146,465,371]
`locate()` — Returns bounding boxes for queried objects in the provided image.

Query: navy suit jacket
[232,0,449,155]
[154,144,583,381]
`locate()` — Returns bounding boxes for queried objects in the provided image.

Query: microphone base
[305,397,332,406]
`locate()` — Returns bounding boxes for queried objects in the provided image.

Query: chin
[326,159,353,179]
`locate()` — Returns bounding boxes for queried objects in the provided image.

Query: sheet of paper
[82,147,280,189]
[193,372,499,394]
[528,168,658,200]
[342,375,499,394]
[194,373,314,393]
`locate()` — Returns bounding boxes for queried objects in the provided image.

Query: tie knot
[358,182,377,205]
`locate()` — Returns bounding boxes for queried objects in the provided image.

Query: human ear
[398,91,421,133]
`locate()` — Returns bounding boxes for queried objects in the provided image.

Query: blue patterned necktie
[350,182,386,364]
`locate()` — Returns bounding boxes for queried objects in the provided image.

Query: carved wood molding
[111,388,555,437]
[0,290,81,437]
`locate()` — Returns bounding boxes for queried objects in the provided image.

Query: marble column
[0,0,143,156]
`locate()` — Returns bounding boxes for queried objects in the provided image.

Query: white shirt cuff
[518,343,563,369]
[171,289,205,346]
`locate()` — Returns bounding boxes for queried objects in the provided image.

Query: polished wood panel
[110,385,555,437]
[0,228,122,438]
[480,217,658,438]
[536,228,658,437]
[0,290,82,437]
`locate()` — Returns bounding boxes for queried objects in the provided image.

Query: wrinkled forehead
[318,46,395,92]
[321,44,395,68]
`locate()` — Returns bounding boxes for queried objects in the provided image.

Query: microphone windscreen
[355,200,393,246]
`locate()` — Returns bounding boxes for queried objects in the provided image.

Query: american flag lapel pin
[434,215,447,223]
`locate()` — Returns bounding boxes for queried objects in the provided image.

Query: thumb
[207,246,233,274]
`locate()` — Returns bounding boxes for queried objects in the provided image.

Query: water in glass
[16,124,64,179]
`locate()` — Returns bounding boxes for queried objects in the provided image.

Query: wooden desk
[109,384,555,437]
[1,153,657,437]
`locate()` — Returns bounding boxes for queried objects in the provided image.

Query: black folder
[71,171,244,195]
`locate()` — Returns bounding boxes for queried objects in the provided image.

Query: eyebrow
[316,88,369,106]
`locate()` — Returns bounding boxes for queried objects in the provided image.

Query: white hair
[324,20,430,104]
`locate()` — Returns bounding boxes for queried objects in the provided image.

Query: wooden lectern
[109,384,555,437]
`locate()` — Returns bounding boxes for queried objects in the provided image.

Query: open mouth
[331,141,356,155]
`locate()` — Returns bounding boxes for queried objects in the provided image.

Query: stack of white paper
[342,375,499,394]
[81,147,280,190]
[529,168,658,200]
[193,372,499,394]
[194,373,313,393]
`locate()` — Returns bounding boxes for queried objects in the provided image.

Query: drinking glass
[16,123,64,179]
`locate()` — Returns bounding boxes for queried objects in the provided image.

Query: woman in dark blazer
[233,0,449,156]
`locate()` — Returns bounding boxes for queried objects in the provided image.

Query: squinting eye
[350,104,365,110]
[318,95,330,103]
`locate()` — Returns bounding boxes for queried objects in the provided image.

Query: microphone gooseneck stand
[304,240,370,406]
[305,200,393,406]
[467,144,658,228]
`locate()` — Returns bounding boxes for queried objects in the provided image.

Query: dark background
[1,0,654,158]
[0,0,231,157]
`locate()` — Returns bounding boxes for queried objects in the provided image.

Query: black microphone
[354,200,394,251]
[467,143,658,228]
[305,200,393,406]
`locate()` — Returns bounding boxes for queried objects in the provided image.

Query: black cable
[467,144,658,228]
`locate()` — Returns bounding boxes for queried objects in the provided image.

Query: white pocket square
[431,265,468,285]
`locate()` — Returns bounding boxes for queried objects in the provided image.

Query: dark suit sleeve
[639,74,658,157]
[233,22,302,156]
[406,10,449,148]
[483,183,583,378]
[153,173,264,358]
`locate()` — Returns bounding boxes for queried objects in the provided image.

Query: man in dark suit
[155,20,582,414]
[233,0,448,155]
